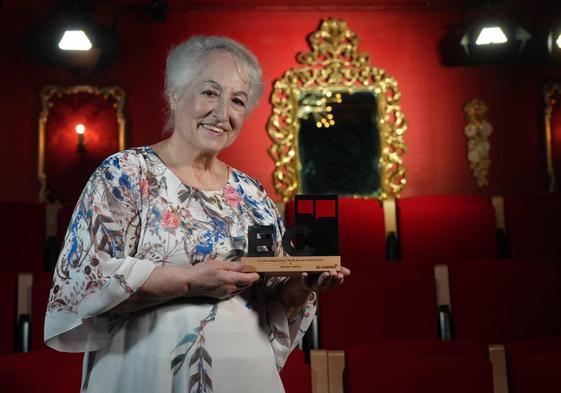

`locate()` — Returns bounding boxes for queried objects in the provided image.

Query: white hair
[163,35,264,132]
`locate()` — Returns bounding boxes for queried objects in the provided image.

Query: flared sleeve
[44,151,157,352]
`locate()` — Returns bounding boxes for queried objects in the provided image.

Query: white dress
[44,146,316,393]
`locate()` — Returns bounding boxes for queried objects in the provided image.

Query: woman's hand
[294,266,351,293]
[279,267,351,320]
[184,260,260,299]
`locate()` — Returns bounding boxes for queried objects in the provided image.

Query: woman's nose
[212,97,228,120]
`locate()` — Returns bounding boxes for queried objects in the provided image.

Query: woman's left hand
[295,266,351,293]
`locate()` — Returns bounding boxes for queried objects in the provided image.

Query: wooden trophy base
[241,256,341,276]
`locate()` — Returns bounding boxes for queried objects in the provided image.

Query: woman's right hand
[184,260,260,299]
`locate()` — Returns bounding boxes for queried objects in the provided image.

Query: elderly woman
[44,36,349,393]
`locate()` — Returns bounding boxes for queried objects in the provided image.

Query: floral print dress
[44,146,316,393]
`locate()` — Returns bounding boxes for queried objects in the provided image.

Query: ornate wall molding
[464,99,492,188]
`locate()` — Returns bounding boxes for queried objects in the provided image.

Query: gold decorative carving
[38,85,126,202]
[464,99,492,188]
[267,18,407,201]
[544,82,561,192]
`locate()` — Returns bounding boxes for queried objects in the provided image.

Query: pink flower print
[162,209,180,229]
[140,179,149,198]
[224,184,242,208]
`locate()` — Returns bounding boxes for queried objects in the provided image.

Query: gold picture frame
[38,85,126,202]
[267,18,407,202]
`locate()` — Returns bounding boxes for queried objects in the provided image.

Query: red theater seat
[31,272,53,351]
[506,337,561,393]
[398,195,497,263]
[0,350,82,393]
[504,194,561,260]
[0,270,18,354]
[280,348,311,393]
[319,263,438,349]
[449,258,561,344]
[285,197,387,270]
[57,202,77,247]
[338,198,386,266]
[0,202,45,272]
[345,342,494,393]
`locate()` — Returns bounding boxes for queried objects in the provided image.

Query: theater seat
[0,270,18,354]
[280,348,311,393]
[57,202,77,248]
[285,197,388,270]
[319,263,439,349]
[345,342,494,393]
[31,271,53,351]
[0,202,45,272]
[449,258,561,344]
[504,194,561,259]
[398,195,497,263]
[0,350,82,393]
[506,337,561,393]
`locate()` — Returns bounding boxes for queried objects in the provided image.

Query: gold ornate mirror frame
[38,85,126,202]
[267,18,407,202]
[544,82,561,192]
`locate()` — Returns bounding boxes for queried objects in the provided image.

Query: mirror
[38,85,126,203]
[268,18,407,201]
[544,82,561,192]
[298,90,380,196]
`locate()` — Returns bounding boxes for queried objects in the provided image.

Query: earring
[171,102,176,110]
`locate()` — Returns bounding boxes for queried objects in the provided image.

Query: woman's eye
[203,90,218,97]
[232,98,246,107]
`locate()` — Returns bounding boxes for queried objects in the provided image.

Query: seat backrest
[504,194,561,259]
[449,258,561,344]
[398,195,497,263]
[0,270,18,354]
[506,337,561,393]
[280,348,311,393]
[57,202,77,249]
[0,350,82,393]
[0,202,45,272]
[31,271,54,351]
[285,197,387,269]
[345,344,494,393]
[319,263,439,349]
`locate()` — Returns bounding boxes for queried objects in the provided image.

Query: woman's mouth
[201,124,226,136]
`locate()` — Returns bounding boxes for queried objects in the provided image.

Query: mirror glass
[297,91,380,196]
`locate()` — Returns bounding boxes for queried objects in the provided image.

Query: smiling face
[172,50,251,156]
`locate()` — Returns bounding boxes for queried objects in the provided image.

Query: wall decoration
[38,85,125,203]
[267,18,407,201]
[464,99,492,188]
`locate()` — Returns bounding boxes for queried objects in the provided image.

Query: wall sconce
[75,123,86,157]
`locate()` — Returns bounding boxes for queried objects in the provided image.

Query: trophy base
[241,256,341,276]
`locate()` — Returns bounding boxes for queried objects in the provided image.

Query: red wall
[2,4,561,202]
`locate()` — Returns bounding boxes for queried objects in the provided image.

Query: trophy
[241,195,341,275]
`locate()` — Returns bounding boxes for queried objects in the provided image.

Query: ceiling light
[475,27,508,45]
[58,30,92,51]
[557,34,561,49]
